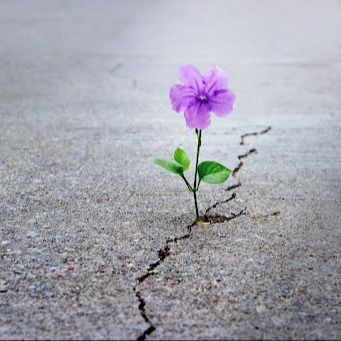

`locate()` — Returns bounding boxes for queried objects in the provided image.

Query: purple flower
[169,65,236,130]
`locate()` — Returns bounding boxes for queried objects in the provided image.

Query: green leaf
[174,147,190,171]
[198,161,231,184]
[151,158,184,175]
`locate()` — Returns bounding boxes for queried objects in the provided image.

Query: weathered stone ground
[0,0,340,340]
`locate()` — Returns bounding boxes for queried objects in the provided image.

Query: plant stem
[193,129,202,221]
[181,174,192,192]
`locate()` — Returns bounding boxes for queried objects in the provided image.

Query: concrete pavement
[0,0,340,339]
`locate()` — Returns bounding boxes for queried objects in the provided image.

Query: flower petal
[169,84,196,112]
[184,100,211,130]
[204,66,228,97]
[209,89,236,117]
[179,65,203,92]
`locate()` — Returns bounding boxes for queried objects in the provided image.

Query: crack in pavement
[240,126,271,145]
[134,126,272,340]
[205,192,237,214]
[203,193,247,223]
[134,289,155,341]
[232,148,257,178]
[134,221,195,341]
[226,182,242,192]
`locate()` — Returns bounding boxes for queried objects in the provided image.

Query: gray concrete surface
[0,0,340,339]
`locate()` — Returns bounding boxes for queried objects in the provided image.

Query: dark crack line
[232,148,257,178]
[201,128,270,224]
[205,193,236,215]
[232,161,243,178]
[110,63,122,74]
[134,220,196,341]
[240,126,271,145]
[135,289,155,327]
[202,208,247,223]
[134,199,245,340]
[136,325,155,341]
[226,182,241,192]
[239,148,257,159]
[136,245,171,283]
[134,126,272,340]
[203,193,247,224]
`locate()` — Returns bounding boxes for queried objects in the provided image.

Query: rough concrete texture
[0,0,340,340]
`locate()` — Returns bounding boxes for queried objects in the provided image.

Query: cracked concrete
[1,0,340,340]
[135,128,270,340]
